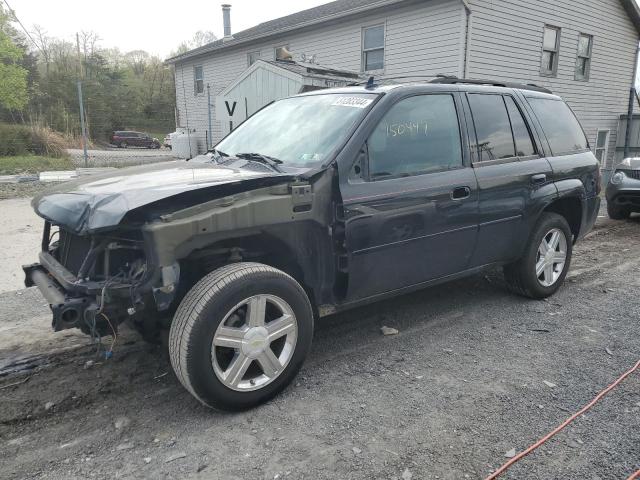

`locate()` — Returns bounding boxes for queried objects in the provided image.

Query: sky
[8,0,330,58]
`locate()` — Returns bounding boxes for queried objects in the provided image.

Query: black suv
[111,131,160,149]
[24,79,600,411]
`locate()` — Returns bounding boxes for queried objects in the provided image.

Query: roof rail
[429,76,553,94]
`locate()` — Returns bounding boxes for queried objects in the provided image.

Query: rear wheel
[120,141,128,148]
[504,212,573,299]
[169,263,313,411]
[607,202,630,220]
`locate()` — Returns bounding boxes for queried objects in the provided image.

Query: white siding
[466,0,639,169]
[173,0,464,150]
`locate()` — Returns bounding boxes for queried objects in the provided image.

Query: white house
[166,0,640,172]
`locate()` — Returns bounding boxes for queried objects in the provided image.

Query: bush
[0,123,69,157]
[0,124,31,156]
[29,126,68,157]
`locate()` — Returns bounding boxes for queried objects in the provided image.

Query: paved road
[0,211,638,480]
[0,198,42,293]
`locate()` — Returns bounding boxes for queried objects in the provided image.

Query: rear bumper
[23,260,97,331]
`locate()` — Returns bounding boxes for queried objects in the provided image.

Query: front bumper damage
[23,258,97,331]
[23,222,179,333]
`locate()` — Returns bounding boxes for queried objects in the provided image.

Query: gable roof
[166,0,412,64]
[621,0,640,36]
[166,0,640,64]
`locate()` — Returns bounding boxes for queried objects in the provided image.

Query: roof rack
[429,76,553,94]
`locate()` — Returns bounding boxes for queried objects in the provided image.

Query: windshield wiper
[234,152,283,172]
[209,148,229,162]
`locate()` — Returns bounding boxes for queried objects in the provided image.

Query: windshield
[215,93,377,167]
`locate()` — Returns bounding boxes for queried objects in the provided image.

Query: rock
[543,380,557,388]
[197,464,208,473]
[115,416,131,430]
[381,326,399,336]
[352,447,362,454]
[117,442,134,451]
[504,448,516,458]
[566,439,581,449]
[401,468,413,480]
[165,452,187,463]
[144,457,152,464]
[84,360,95,369]
[44,401,55,411]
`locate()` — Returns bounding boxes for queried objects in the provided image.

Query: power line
[2,0,45,55]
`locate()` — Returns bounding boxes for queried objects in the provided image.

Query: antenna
[365,76,376,89]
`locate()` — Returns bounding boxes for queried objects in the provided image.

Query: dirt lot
[0,208,638,479]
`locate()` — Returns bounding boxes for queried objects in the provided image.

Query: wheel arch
[543,180,585,242]
[177,228,330,317]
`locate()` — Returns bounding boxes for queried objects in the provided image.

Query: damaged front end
[23,220,178,335]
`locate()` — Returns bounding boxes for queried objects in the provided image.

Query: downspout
[461,0,472,78]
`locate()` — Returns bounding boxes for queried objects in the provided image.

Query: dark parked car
[605,157,640,219]
[24,79,600,411]
[111,130,160,149]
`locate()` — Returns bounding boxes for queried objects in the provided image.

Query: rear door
[340,92,479,301]
[130,132,142,147]
[463,91,556,267]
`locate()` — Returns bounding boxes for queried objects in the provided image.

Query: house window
[275,45,291,61]
[594,129,609,162]
[248,51,260,66]
[194,65,204,95]
[541,25,560,76]
[362,24,385,71]
[575,34,593,81]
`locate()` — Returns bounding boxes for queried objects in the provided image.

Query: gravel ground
[0,182,55,200]
[0,213,638,480]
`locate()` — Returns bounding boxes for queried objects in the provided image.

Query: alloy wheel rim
[211,294,297,392]
[535,228,567,287]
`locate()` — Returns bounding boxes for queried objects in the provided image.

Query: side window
[528,98,588,155]
[248,51,260,66]
[594,129,609,162]
[541,25,561,76]
[504,96,536,157]
[362,25,385,71]
[194,65,204,95]
[367,94,462,180]
[468,94,515,161]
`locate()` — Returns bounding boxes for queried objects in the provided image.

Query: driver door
[340,93,479,301]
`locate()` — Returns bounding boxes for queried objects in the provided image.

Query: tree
[0,7,28,110]
[172,30,217,56]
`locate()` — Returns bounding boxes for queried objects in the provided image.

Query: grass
[0,155,74,175]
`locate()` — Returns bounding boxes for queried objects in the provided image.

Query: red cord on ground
[627,468,640,480]
[484,359,640,480]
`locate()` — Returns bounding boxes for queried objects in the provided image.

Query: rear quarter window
[527,98,588,155]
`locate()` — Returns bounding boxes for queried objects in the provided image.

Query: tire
[120,141,128,148]
[607,202,630,220]
[169,263,314,411]
[503,212,573,299]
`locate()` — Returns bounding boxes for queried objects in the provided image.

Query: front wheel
[607,202,630,220]
[504,212,573,299]
[169,263,314,411]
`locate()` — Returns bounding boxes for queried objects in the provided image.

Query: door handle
[451,186,471,200]
[531,174,547,185]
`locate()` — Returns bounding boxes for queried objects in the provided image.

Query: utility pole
[76,33,89,167]
[207,84,213,151]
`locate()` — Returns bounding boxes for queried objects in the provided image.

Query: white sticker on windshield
[331,97,373,108]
